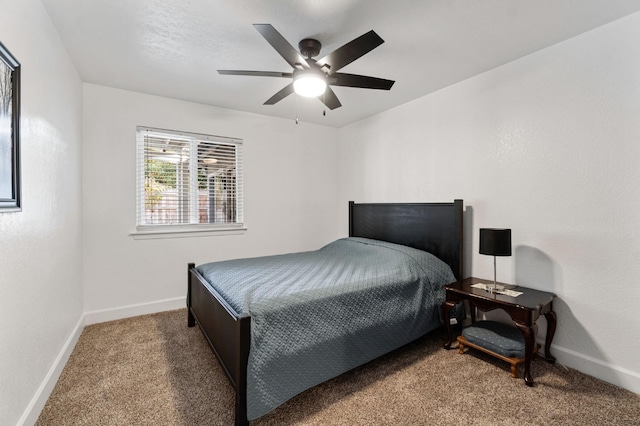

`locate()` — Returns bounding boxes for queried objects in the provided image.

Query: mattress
[196,237,456,420]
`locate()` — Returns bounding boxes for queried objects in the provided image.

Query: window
[135,127,243,236]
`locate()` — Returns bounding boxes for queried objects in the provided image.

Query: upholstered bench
[457,320,538,378]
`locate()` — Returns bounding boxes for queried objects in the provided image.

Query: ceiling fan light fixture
[293,71,327,98]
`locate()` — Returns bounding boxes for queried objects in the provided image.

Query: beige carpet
[37,309,640,425]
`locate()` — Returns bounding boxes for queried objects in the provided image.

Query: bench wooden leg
[510,363,518,378]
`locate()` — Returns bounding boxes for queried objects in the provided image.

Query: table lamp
[479,228,513,292]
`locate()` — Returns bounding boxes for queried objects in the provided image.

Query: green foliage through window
[145,159,177,188]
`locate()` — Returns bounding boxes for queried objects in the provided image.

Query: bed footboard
[187,263,250,426]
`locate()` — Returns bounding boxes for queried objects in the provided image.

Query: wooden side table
[442,277,557,386]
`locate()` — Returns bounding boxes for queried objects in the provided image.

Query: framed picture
[0,41,20,211]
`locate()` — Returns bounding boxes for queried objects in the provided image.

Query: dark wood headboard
[348,200,463,280]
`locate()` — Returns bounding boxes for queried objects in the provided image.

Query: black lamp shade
[479,228,512,256]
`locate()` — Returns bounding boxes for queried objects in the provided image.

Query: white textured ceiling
[42,0,640,128]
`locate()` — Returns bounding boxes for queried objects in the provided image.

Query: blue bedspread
[196,237,456,420]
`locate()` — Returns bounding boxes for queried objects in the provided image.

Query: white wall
[0,1,84,425]
[82,84,340,316]
[3,5,638,423]
[338,13,640,392]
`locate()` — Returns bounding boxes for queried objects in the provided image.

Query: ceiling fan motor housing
[299,38,322,58]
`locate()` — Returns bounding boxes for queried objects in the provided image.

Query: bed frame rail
[187,263,250,426]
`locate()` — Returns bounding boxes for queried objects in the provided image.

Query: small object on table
[470,283,522,297]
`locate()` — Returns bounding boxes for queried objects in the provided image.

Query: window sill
[0,207,22,213]
[130,225,247,240]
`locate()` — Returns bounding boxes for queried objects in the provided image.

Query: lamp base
[489,256,517,292]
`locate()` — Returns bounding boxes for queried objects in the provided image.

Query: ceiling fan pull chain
[323,91,326,116]
[295,93,299,124]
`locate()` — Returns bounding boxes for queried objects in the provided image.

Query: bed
[187,200,463,425]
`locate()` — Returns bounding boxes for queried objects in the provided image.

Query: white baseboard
[17,315,84,426]
[550,343,640,395]
[83,296,186,325]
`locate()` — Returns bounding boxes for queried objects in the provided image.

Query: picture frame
[0,41,21,211]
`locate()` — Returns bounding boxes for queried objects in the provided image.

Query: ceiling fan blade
[253,24,309,69]
[264,83,295,105]
[330,73,395,90]
[320,87,342,110]
[316,30,384,73]
[218,70,293,78]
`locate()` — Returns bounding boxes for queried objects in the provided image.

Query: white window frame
[131,126,245,239]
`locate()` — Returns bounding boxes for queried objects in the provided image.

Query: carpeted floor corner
[36,309,640,425]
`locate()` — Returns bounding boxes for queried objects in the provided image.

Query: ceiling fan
[218,24,395,110]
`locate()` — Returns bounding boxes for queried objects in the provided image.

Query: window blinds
[136,127,243,228]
